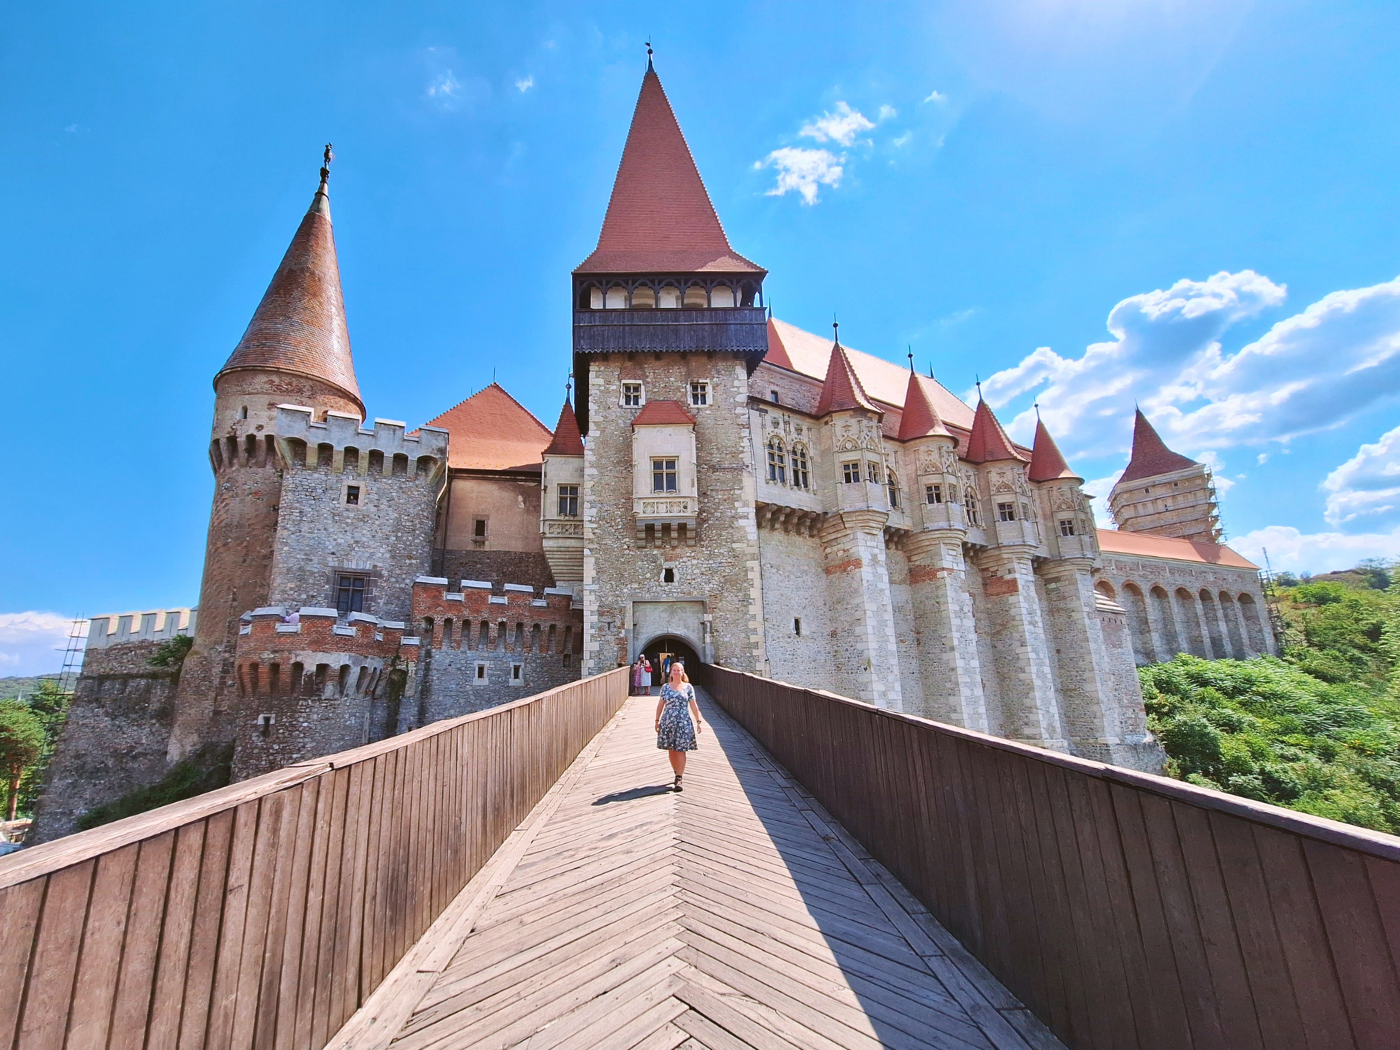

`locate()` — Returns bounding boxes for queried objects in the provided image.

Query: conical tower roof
[217,169,363,415]
[1028,419,1080,482]
[898,372,954,443]
[544,399,585,456]
[965,400,1026,464]
[815,337,879,416]
[1120,409,1197,483]
[575,64,763,275]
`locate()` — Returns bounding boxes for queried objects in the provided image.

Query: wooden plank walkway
[330,690,1064,1050]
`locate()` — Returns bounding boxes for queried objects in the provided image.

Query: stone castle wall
[756,527,836,686]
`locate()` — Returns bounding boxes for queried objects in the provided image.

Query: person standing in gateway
[654,660,701,791]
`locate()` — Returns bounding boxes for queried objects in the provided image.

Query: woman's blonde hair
[670,661,689,684]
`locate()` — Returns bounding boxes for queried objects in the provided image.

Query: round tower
[170,156,365,761]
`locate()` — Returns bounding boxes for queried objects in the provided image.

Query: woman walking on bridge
[655,660,702,792]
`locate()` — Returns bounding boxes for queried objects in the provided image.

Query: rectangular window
[335,575,367,617]
[652,458,678,492]
[791,446,810,490]
[345,485,360,506]
[887,477,899,508]
[966,501,980,526]
[842,461,861,484]
[793,617,802,637]
[473,517,488,546]
[689,381,709,407]
[770,390,781,404]
[475,663,486,681]
[925,484,943,505]
[867,461,881,484]
[622,382,643,408]
[557,484,579,517]
[511,664,523,682]
[766,440,786,484]
[1059,518,1076,537]
[997,502,1016,522]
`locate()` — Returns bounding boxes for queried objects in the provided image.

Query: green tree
[0,701,46,821]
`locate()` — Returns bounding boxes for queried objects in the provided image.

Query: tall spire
[965,400,1026,464]
[1120,409,1196,483]
[815,336,879,416]
[574,64,763,275]
[1028,419,1079,482]
[217,157,363,416]
[898,371,954,442]
[544,398,585,456]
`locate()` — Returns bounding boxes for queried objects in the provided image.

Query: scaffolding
[1259,548,1289,655]
[55,615,87,694]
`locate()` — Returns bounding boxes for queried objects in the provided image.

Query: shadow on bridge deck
[330,691,1062,1050]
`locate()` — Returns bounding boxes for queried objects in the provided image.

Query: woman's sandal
[673,774,684,793]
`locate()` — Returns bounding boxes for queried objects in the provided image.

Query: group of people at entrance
[629,652,686,695]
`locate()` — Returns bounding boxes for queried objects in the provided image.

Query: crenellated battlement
[411,577,582,653]
[272,404,449,478]
[86,607,197,650]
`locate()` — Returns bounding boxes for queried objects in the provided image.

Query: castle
[35,62,1276,841]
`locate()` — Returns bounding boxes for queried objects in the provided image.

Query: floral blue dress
[656,683,698,752]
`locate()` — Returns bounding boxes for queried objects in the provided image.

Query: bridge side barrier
[0,667,628,1050]
[695,663,1400,1050]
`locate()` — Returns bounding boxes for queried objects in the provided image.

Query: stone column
[903,532,987,730]
[1142,586,1173,662]
[975,548,1066,750]
[1232,598,1256,657]
[819,511,903,711]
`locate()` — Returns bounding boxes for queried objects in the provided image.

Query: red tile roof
[632,400,697,427]
[898,372,954,443]
[575,68,763,275]
[1121,409,1198,483]
[965,401,1027,464]
[815,340,879,416]
[428,383,554,471]
[218,174,363,415]
[1097,529,1259,570]
[544,399,585,456]
[1028,419,1079,482]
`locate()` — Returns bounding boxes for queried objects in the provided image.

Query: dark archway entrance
[642,635,700,689]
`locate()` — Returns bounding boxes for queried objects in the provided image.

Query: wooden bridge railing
[0,667,628,1050]
[696,663,1400,1050]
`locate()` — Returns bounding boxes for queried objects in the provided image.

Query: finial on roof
[975,375,982,401]
[832,317,840,346]
[565,371,573,401]
[1034,401,1041,420]
[907,347,914,373]
[320,143,333,184]
[645,39,653,71]
[928,362,934,379]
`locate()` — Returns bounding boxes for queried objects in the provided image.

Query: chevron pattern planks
[336,691,1061,1050]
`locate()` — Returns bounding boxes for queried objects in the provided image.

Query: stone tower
[540,398,585,588]
[1108,409,1222,542]
[171,161,365,760]
[572,59,769,676]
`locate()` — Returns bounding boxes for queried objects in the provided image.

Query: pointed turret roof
[1028,419,1080,482]
[217,169,363,415]
[815,338,879,416]
[965,400,1026,464]
[898,372,954,443]
[428,384,553,471]
[543,399,585,456]
[1120,409,1197,483]
[575,66,763,275]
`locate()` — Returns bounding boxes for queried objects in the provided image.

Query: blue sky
[4,0,1400,673]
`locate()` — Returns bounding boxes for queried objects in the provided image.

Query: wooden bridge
[3,666,1399,1050]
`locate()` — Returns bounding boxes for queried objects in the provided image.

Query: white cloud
[1322,423,1400,526]
[428,70,462,100]
[0,612,79,678]
[892,132,912,147]
[515,76,534,93]
[923,90,947,104]
[422,47,490,111]
[800,102,876,147]
[1083,473,1119,527]
[1257,453,1269,465]
[758,147,844,205]
[980,271,1400,462]
[877,105,897,122]
[1231,525,1400,576]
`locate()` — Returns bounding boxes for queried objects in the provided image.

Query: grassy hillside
[0,675,61,701]
[1141,561,1400,834]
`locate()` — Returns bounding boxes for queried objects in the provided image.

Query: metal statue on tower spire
[321,143,333,182]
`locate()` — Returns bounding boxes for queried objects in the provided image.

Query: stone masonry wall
[886,547,926,715]
[436,550,556,593]
[757,527,835,687]
[31,642,179,843]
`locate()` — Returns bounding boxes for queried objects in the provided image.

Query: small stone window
[770,390,780,404]
[966,500,980,526]
[240,405,248,419]
[335,575,367,617]
[791,444,810,490]
[842,461,861,484]
[558,484,579,517]
[690,381,709,407]
[887,470,900,509]
[997,502,1016,522]
[766,438,786,484]
[511,663,523,683]
[622,382,644,408]
[866,461,881,485]
[1059,518,1076,537]
[475,662,487,681]
[662,567,676,584]
[652,458,678,493]
[345,485,360,506]
[793,617,802,637]
[473,517,488,546]
[926,484,943,505]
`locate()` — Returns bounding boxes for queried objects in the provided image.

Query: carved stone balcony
[634,495,697,545]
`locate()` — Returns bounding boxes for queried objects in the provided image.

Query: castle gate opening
[641,634,701,688]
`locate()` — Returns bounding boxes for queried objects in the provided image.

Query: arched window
[791,444,810,490]
[887,469,900,509]
[767,437,787,484]
[604,285,628,309]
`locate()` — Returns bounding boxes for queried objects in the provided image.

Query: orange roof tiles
[1097,529,1259,570]
[1121,409,1198,483]
[575,68,763,276]
[898,372,954,442]
[544,399,585,456]
[218,174,363,414]
[632,400,697,427]
[427,383,554,471]
[1028,419,1079,482]
[816,340,879,416]
[965,401,1027,464]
